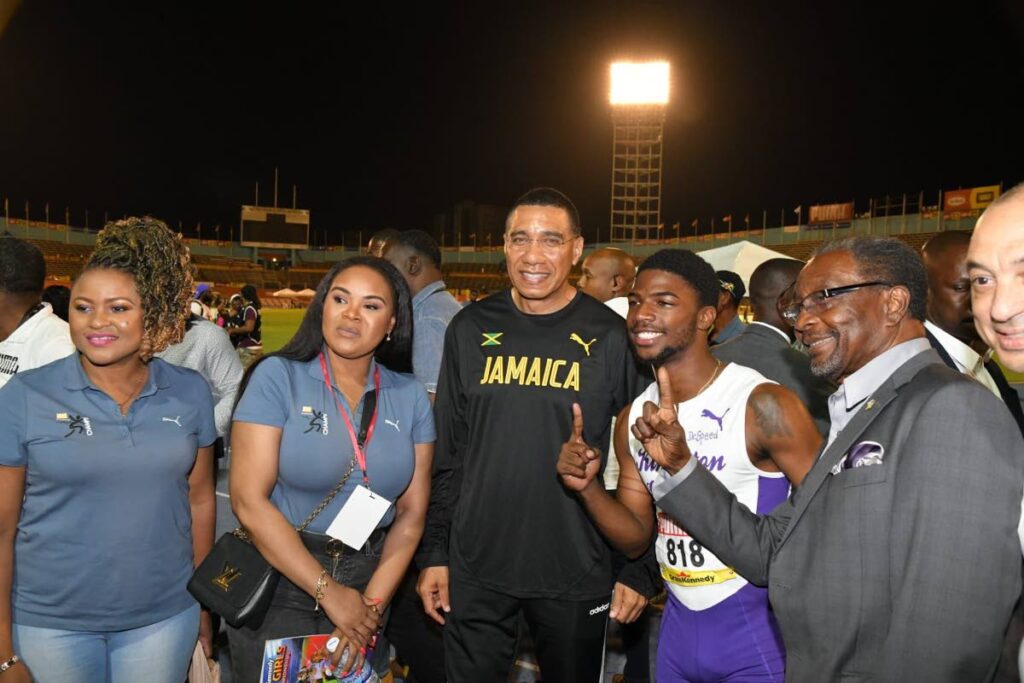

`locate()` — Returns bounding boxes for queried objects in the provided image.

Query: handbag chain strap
[234,384,377,542]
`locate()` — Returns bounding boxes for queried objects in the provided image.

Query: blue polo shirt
[233,353,434,534]
[0,354,216,631]
[411,280,463,393]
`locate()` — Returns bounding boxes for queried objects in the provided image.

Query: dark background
[0,1,1021,242]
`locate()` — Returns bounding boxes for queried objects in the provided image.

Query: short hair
[812,236,928,321]
[716,270,746,303]
[42,284,70,321]
[0,236,46,294]
[637,249,719,308]
[507,187,581,236]
[367,228,401,254]
[83,216,195,360]
[921,230,971,258]
[390,229,443,267]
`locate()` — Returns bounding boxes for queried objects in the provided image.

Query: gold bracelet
[313,570,329,612]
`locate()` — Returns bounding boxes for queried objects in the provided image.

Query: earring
[386,332,391,342]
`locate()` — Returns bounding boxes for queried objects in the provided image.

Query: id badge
[325,485,392,550]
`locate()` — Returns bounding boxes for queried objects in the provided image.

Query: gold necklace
[113,371,148,414]
[693,359,723,398]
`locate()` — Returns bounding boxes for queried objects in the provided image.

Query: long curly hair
[83,217,195,361]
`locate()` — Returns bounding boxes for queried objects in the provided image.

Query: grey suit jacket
[656,349,1024,682]
[712,323,834,435]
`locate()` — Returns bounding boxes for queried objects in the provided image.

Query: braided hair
[83,217,194,360]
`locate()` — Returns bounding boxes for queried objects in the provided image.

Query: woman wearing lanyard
[228,256,434,681]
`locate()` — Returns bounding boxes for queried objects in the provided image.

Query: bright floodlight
[610,61,670,105]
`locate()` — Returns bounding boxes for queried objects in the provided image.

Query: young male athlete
[558,249,821,682]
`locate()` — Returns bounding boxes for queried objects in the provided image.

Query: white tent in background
[272,287,298,297]
[695,240,797,290]
[296,288,316,298]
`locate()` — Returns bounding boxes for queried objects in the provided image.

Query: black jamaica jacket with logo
[418,289,652,600]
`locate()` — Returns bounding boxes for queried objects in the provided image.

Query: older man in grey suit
[713,258,834,434]
[634,236,1024,682]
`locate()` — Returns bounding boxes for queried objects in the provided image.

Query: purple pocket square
[844,441,885,469]
[831,441,885,475]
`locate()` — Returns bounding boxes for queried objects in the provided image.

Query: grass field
[260,308,306,352]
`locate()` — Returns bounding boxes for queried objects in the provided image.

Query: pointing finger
[572,402,585,442]
[656,365,675,412]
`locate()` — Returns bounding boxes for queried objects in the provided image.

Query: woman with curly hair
[0,217,217,682]
[227,257,433,681]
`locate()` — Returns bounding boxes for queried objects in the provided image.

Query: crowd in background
[0,183,1023,683]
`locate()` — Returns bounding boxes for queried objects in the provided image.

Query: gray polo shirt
[0,354,216,630]
[233,353,435,532]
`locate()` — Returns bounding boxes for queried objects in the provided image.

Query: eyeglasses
[781,281,891,323]
[505,234,571,252]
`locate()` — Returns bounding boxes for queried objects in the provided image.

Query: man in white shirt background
[0,235,74,390]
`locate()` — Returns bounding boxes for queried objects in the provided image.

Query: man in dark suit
[922,231,1024,436]
[713,257,834,434]
[635,236,1024,682]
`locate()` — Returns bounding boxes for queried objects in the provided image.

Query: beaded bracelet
[0,655,20,674]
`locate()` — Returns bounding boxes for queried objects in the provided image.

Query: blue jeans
[13,603,199,683]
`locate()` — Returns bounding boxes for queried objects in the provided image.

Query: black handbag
[188,389,377,629]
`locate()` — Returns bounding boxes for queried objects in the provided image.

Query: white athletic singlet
[628,362,789,611]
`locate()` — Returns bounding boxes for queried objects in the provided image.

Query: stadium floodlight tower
[609,61,669,243]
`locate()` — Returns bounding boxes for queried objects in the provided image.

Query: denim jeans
[12,603,199,683]
[226,530,387,683]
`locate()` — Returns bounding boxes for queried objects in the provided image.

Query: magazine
[260,634,377,683]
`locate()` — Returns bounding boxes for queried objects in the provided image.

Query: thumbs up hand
[631,366,691,475]
[557,403,603,493]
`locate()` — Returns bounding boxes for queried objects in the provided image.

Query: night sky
[1,1,1021,243]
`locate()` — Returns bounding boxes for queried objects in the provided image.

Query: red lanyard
[319,352,380,487]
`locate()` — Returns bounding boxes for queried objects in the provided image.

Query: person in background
[711,270,746,344]
[228,284,262,367]
[576,244,651,683]
[190,283,212,320]
[713,258,834,434]
[224,294,244,345]
[41,284,71,322]
[367,228,401,258]
[198,290,217,323]
[227,257,434,682]
[0,236,74,390]
[380,229,461,682]
[921,231,1024,434]
[0,217,216,682]
[382,229,462,399]
[156,313,244,443]
[577,247,636,318]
